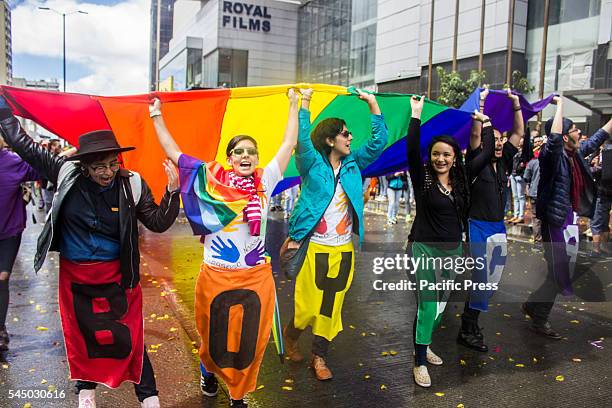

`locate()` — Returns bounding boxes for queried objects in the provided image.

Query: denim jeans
[510,175,526,218]
[592,196,612,234]
[387,189,401,221]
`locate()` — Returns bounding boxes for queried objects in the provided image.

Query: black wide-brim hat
[66,130,135,161]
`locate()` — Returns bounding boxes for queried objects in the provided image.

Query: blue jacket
[537,128,610,226]
[288,108,388,244]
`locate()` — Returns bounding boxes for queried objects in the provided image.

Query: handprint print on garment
[210,236,240,263]
[245,242,266,266]
[315,217,328,234]
[335,192,349,213]
[335,212,352,235]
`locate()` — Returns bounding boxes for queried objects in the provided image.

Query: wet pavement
[1,205,611,407]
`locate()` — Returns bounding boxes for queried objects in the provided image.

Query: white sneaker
[413,365,431,388]
[426,347,443,365]
[78,390,96,408]
[141,396,160,408]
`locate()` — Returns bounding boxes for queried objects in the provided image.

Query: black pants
[524,222,559,325]
[285,318,330,358]
[75,348,158,402]
[0,233,22,329]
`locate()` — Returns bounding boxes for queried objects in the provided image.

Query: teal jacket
[288,108,388,245]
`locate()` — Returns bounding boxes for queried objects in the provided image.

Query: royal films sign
[222,1,271,33]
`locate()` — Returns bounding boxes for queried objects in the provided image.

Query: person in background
[591,140,612,256]
[284,184,299,219]
[524,130,544,249]
[0,133,39,352]
[386,171,404,225]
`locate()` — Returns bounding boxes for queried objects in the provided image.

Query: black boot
[457,316,488,352]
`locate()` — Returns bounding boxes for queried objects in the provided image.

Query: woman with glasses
[149,89,300,408]
[282,89,387,381]
[406,95,469,388]
[0,96,180,408]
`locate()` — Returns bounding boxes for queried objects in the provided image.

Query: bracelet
[302,97,311,102]
[513,106,521,111]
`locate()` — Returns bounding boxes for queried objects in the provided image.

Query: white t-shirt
[203,159,282,269]
[311,167,353,246]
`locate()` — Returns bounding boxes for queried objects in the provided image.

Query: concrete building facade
[0,0,12,85]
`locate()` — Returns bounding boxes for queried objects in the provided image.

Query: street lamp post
[38,7,88,92]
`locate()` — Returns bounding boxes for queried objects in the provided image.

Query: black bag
[602,149,612,186]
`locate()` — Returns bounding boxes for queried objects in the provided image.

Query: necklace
[437,181,451,196]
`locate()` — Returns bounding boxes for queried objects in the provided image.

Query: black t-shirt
[406,118,464,244]
[466,127,518,222]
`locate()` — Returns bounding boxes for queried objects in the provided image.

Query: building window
[527,0,601,29]
[160,49,187,91]
[218,49,248,88]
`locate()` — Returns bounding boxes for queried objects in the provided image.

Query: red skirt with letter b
[58,258,144,388]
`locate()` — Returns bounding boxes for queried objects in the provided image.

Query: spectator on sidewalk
[386,171,404,225]
[284,184,299,219]
[0,133,39,352]
[509,136,529,224]
[591,141,612,256]
[523,96,612,339]
[524,130,544,247]
[0,95,180,408]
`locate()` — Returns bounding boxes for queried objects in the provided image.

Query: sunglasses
[338,130,351,138]
[231,147,258,156]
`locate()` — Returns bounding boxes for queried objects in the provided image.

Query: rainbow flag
[178,154,263,235]
[0,84,554,200]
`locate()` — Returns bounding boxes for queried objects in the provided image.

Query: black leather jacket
[0,114,180,289]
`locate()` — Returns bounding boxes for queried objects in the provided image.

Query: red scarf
[568,151,584,212]
[228,171,262,236]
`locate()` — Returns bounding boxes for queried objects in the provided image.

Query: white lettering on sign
[222,1,271,33]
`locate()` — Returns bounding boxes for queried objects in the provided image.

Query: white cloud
[13,0,151,95]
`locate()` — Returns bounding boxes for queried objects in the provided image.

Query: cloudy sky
[11,0,151,95]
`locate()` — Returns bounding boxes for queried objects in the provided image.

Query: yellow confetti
[36,326,48,331]
[13,317,19,322]
[516,364,525,368]
[2,364,8,369]
[460,359,466,366]
[150,313,157,318]
[508,357,514,362]
[41,379,48,384]
[358,362,363,367]
[284,379,294,384]
[24,404,32,408]
[380,384,387,390]
[364,375,370,379]
[360,332,366,337]
[256,385,265,390]
[496,332,501,336]
[435,392,445,396]
[533,357,538,363]
[169,327,178,332]
[503,314,511,318]
[48,385,56,392]
[570,320,580,324]
[170,289,178,293]
[192,349,199,354]
[457,404,465,408]
[370,332,377,336]
[389,350,398,356]
[282,386,293,391]
[160,292,167,297]
[572,358,582,362]
[29,300,35,304]
[555,375,565,382]
[381,351,389,356]
[349,325,356,329]
[29,368,36,372]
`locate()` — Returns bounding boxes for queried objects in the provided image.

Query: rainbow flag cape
[0,84,553,200]
[178,154,263,235]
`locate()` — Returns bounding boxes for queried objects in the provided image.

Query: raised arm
[407,95,425,192]
[540,96,564,165]
[274,88,300,173]
[0,96,64,184]
[579,117,612,158]
[149,98,182,166]
[353,89,388,170]
[470,86,489,150]
[294,90,318,176]
[466,111,494,178]
[506,89,524,149]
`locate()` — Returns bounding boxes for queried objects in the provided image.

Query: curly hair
[422,135,470,222]
[311,118,346,156]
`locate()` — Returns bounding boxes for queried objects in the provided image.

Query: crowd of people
[0,86,610,407]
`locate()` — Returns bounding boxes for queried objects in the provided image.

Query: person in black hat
[0,95,180,408]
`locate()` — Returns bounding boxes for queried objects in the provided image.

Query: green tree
[436,67,486,108]
[508,70,535,95]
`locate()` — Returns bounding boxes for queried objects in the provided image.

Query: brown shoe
[310,354,333,381]
[283,326,304,362]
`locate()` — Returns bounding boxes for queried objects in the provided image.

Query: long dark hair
[311,118,346,156]
[423,135,469,221]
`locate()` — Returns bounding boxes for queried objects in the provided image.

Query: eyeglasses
[230,148,258,156]
[90,162,120,174]
[338,130,351,138]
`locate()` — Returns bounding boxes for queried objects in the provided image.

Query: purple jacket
[0,149,39,239]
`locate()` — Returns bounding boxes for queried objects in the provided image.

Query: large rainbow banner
[0,84,553,200]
